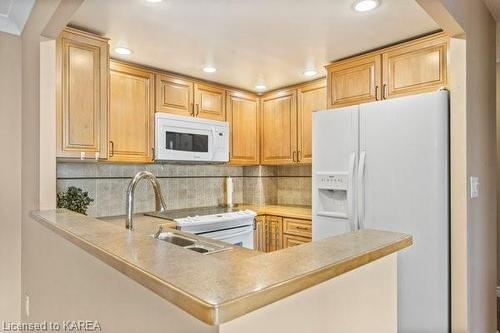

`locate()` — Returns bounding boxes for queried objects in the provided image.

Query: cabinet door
[283,234,311,248]
[227,91,260,165]
[109,62,154,162]
[283,218,312,238]
[382,33,448,99]
[266,216,283,252]
[57,28,109,159]
[194,83,226,121]
[155,74,194,116]
[326,54,382,108]
[261,90,297,165]
[254,216,266,252]
[297,80,326,163]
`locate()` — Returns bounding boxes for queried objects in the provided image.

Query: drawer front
[283,234,311,248]
[283,218,312,237]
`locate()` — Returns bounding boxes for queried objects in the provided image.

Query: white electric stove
[146,207,256,249]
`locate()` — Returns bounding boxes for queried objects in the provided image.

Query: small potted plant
[56,186,94,215]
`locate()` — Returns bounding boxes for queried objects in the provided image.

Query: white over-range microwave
[154,113,229,162]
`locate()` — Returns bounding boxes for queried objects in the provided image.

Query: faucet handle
[153,225,164,239]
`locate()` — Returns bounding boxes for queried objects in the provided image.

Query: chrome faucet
[126,171,167,230]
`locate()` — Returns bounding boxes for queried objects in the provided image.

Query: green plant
[56,186,94,215]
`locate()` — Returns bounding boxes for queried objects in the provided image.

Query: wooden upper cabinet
[326,32,448,108]
[297,80,326,163]
[326,54,381,108]
[155,74,194,116]
[56,28,109,159]
[261,89,297,165]
[194,83,226,121]
[108,62,154,163]
[382,33,448,99]
[226,90,260,165]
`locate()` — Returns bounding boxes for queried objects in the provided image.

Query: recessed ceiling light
[255,83,267,91]
[146,0,163,3]
[353,0,380,12]
[114,47,133,55]
[203,66,216,73]
[304,69,318,77]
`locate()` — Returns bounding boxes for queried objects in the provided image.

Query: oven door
[199,225,254,249]
[155,116,214,161]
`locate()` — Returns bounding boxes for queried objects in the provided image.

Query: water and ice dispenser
[315,172,350,219]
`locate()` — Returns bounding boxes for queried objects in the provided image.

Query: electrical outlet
[470,176,479,199]
[24,293,30,317]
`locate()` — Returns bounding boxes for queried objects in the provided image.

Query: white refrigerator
[312,90,449,332]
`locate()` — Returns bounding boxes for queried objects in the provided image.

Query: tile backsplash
[57,163,312,217]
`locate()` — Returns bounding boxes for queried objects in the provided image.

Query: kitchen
[0,0,497,332]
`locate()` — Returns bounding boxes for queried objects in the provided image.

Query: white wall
[439,0,497,331]
[0,31,22,322]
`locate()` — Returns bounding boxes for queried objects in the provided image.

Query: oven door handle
[206,227,253,241]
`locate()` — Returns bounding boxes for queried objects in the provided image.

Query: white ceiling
[0,0,34,35]
[70,0,439,92]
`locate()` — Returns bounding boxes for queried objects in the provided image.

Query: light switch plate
[470,176,479,199]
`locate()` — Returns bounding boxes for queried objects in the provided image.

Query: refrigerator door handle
[347,152,357,231]
[357,151,366,229]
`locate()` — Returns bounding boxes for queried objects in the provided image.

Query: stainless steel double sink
[153,226,231,254]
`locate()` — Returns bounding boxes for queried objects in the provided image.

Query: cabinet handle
[375,85,379,101]
[292,151,297,162]
[109,141,114,157]
[382,84,387,100]
[190,103,194,116]
[196,104,200,116]
[296,226,310,231]
[151,147,155,161]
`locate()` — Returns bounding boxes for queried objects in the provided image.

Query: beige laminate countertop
[236,204,312,220]
[32,209,411,325]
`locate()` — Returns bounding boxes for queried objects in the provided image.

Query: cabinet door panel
[327,54,381,108]
[297,80,326,163]
[155,74,193,116]
[383,34,448,99]
[227,91,259,165]
[109,62,154,162]
[194,83,225,120]
[266,216,283,252]
[254,216,266,252]
[283,234,311,248]
[283,218,312,238]
[261,90,297,164]
[57,28,109,159]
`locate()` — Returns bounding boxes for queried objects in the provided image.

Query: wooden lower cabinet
[283,234,311,248]
[254,215,312,252]
[266,216,283,252]
[254,216,266,252]
[108,61,155,162]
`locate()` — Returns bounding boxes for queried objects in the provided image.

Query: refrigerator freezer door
[359,90,449,332]
[312,106,359,240]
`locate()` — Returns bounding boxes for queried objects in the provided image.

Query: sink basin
[152,227,231,255]
[155,232,195,247]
